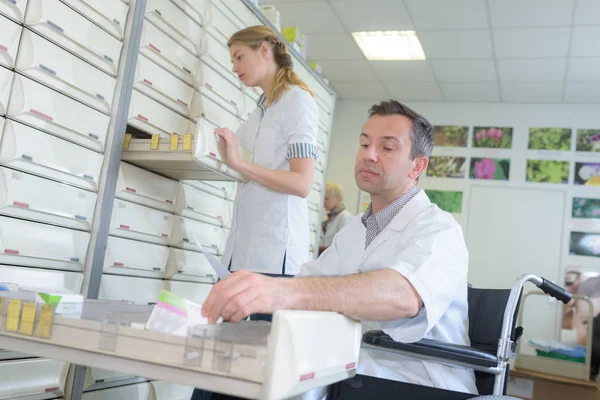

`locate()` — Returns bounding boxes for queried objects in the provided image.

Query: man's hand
[201,270,293,323]
[214,128,244,171]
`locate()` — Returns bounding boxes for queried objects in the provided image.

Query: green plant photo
[426,156,467,178]
[433,125,469,147]
[528,128,572,151]
[424,190,463,213]
[526,160,570,183]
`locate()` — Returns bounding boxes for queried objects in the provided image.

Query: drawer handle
[39,64,56,76]
[47,20,64,33]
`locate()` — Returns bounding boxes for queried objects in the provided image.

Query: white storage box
[0,359,68,399]
[99,275,164,304]
[145,0,204,57]
[164,280,213,305]
[0,14,22,69]
[139,21,199,87]
[7,74,109,152]
[0,166,97,231]
[115,161,178,213]
[24,0,123,77]
[83,368,142,392]
[206,1,242,45]
[121,118,250,182]
[103,235,168,279]
[0,66,13,116]
[0,120,104,192]
[293,58,333,113]
[244,86,261,104]
[316,156,325,173]
[0,0,27,22]
[181,180,236,201]
[308,189,321,212]
[128,89,196,138]
[149,381,194,400]
[134,54,195,117]
[109,199,174,246]
[170,215,227,255]
[165,247,217,283]
[82,382,150,400]
[172,0,210,27]
[201,31,239,87]
[60,0,129,40]
[0,216,90,271]
[0,265,83,293]
[318,105,332,132]
[16,30,117,114]
[195,61,245,117]
[175,183,233,228]
[218,0,261,28]
[317,130,328,153]
[190,90,243,131]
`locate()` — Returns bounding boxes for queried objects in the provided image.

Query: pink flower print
[476,130,486,142]
[489,128,504,139]
[580,199,586,206]
[593,209,600,217]
[475,158,496,179]
[575,209,582,216]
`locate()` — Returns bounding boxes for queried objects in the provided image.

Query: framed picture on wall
[528,127,572,151]
[424,190,463,213]
[569,231,600,258]
[525,160,570,184]
[433,125,468,147]
[561,266,600,346]
[469,158,510,180]
[426,156,467,178]
[472,126,513,149]
[572,197,600,219]
[574,162,600,186]
[576,129,600,152]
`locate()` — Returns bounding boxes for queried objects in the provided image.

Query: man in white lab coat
[201,100,478,397]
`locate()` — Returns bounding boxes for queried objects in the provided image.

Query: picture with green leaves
[576,129,600,152]
[433,126,468,147]
[528,128,572,151]
[426,156,467,178]
[470,158,510,180]
[472,127,513,149]
[572,198,600,219]
[526,160,570,183]
[425,190,463,213]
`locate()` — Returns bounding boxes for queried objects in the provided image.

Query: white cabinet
[0,265,83,293]
[0,66,13,115]
[175,182,233,228]
[181,179,237,201]
[205,0,242,45]
[16,30,117,114]
[99,275,164,305]
[0,120,104,192]
[145,0,204,56]
[0,0,28,23]
[149,381,195,400]
[171,0,210,27]
[60,0,129,40]
[82,382,150,400]
[24,0,123,76]
[103,236,168,279]
[170,215,228,255]
[308,189,321,212]
[0,359,68,399]
[7,74,110,152]
[195,61,245,117]
[0,14,22,68]
[115,161,178,213]
[109,199,174,246]
[190,90,243,131]
[0,216,90,271]
[200,31,239,87]
[0,166,97,231]
[164,280,213,305]
[165,247,217,283]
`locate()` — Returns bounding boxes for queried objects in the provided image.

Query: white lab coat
[223,86,319,275]
[320,209,353,248]
[298,190,478,395]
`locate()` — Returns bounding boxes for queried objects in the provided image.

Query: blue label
[96,93,105,100]
[104,55,113,63]
[47,20,64,33]
[155,9,162,16]
[113,18,121,26]
[39,64,56,76]
[70,257,80,262]
[21,154,33,161]
[75,215,87,221]
[152,267,161,271]
[88,133,99,140]
[186,206,194,211]
[83,174,94,181]
[7,0,16,5]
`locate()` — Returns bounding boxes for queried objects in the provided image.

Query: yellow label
[183,134,192,151]
[151,134,160,150]
[19,302,36,336]
[6,299,22,332]
[170,134,179,151]
[0,297,4,329]
[36,304,55,339]
[123,133,132,149]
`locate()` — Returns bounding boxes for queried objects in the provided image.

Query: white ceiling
[266,0,600,103]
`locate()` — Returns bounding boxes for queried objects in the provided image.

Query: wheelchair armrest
[362,330,499,369]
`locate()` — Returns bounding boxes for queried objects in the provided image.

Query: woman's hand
[214,128,244,171]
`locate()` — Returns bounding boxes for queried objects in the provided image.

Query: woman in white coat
[319,183,353,255]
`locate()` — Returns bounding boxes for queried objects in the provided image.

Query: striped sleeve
[286,142,319,160]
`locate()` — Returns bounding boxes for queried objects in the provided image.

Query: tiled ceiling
[266,0,600,103]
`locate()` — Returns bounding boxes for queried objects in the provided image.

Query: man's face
[355,114,426,196]
[575,297,600,345]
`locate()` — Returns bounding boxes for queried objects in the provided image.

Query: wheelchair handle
[537,277,572,304]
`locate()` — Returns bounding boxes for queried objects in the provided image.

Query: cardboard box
[508,368,600,400]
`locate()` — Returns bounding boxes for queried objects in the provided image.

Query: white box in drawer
[170,215,227,254]
[7,74,109,152]
[318,106,332,131]
[175,182,232,228]
[0,120,104,191]
[84,368,137,392]
[139,21,199,87]
[312,178,322,194]
[308,189,321,212]
[0,0,27,22]
[24,0,123,76]
[83,383,150,400]
[318,128,328,151]
[103,235,168,279]
[172,0,210,27]
[99,275,164,304]
[217,0,260,28]
[0,14,22,68]
[129,89,196,138]
[116,161,178,213]
[145,0,203,56]
[109,199,174,246]
[0,166,97,231]
[180,179,236,201]
[190,89,243,131]
[60,0,129,40]
[316,156,325,172]
[196,61,245,117]
[0,359,68,399]
[16,30,116,114]
[244,86,261,104]
[0,66,12,115]
[201,31,240,88]
[0,216,90,271]
[205,1,242,44]
[149,381,195,400]
[165,247,217,283]
[0,265,83,293]
[134,54,195,117]
[164,280,213,305]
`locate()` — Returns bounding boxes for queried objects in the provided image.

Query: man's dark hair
[368,100,434,160]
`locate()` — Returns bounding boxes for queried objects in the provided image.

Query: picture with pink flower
[572,197,600,219]
[469,158,510,181]
[472,126,513,149]
[576,129,600,152]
